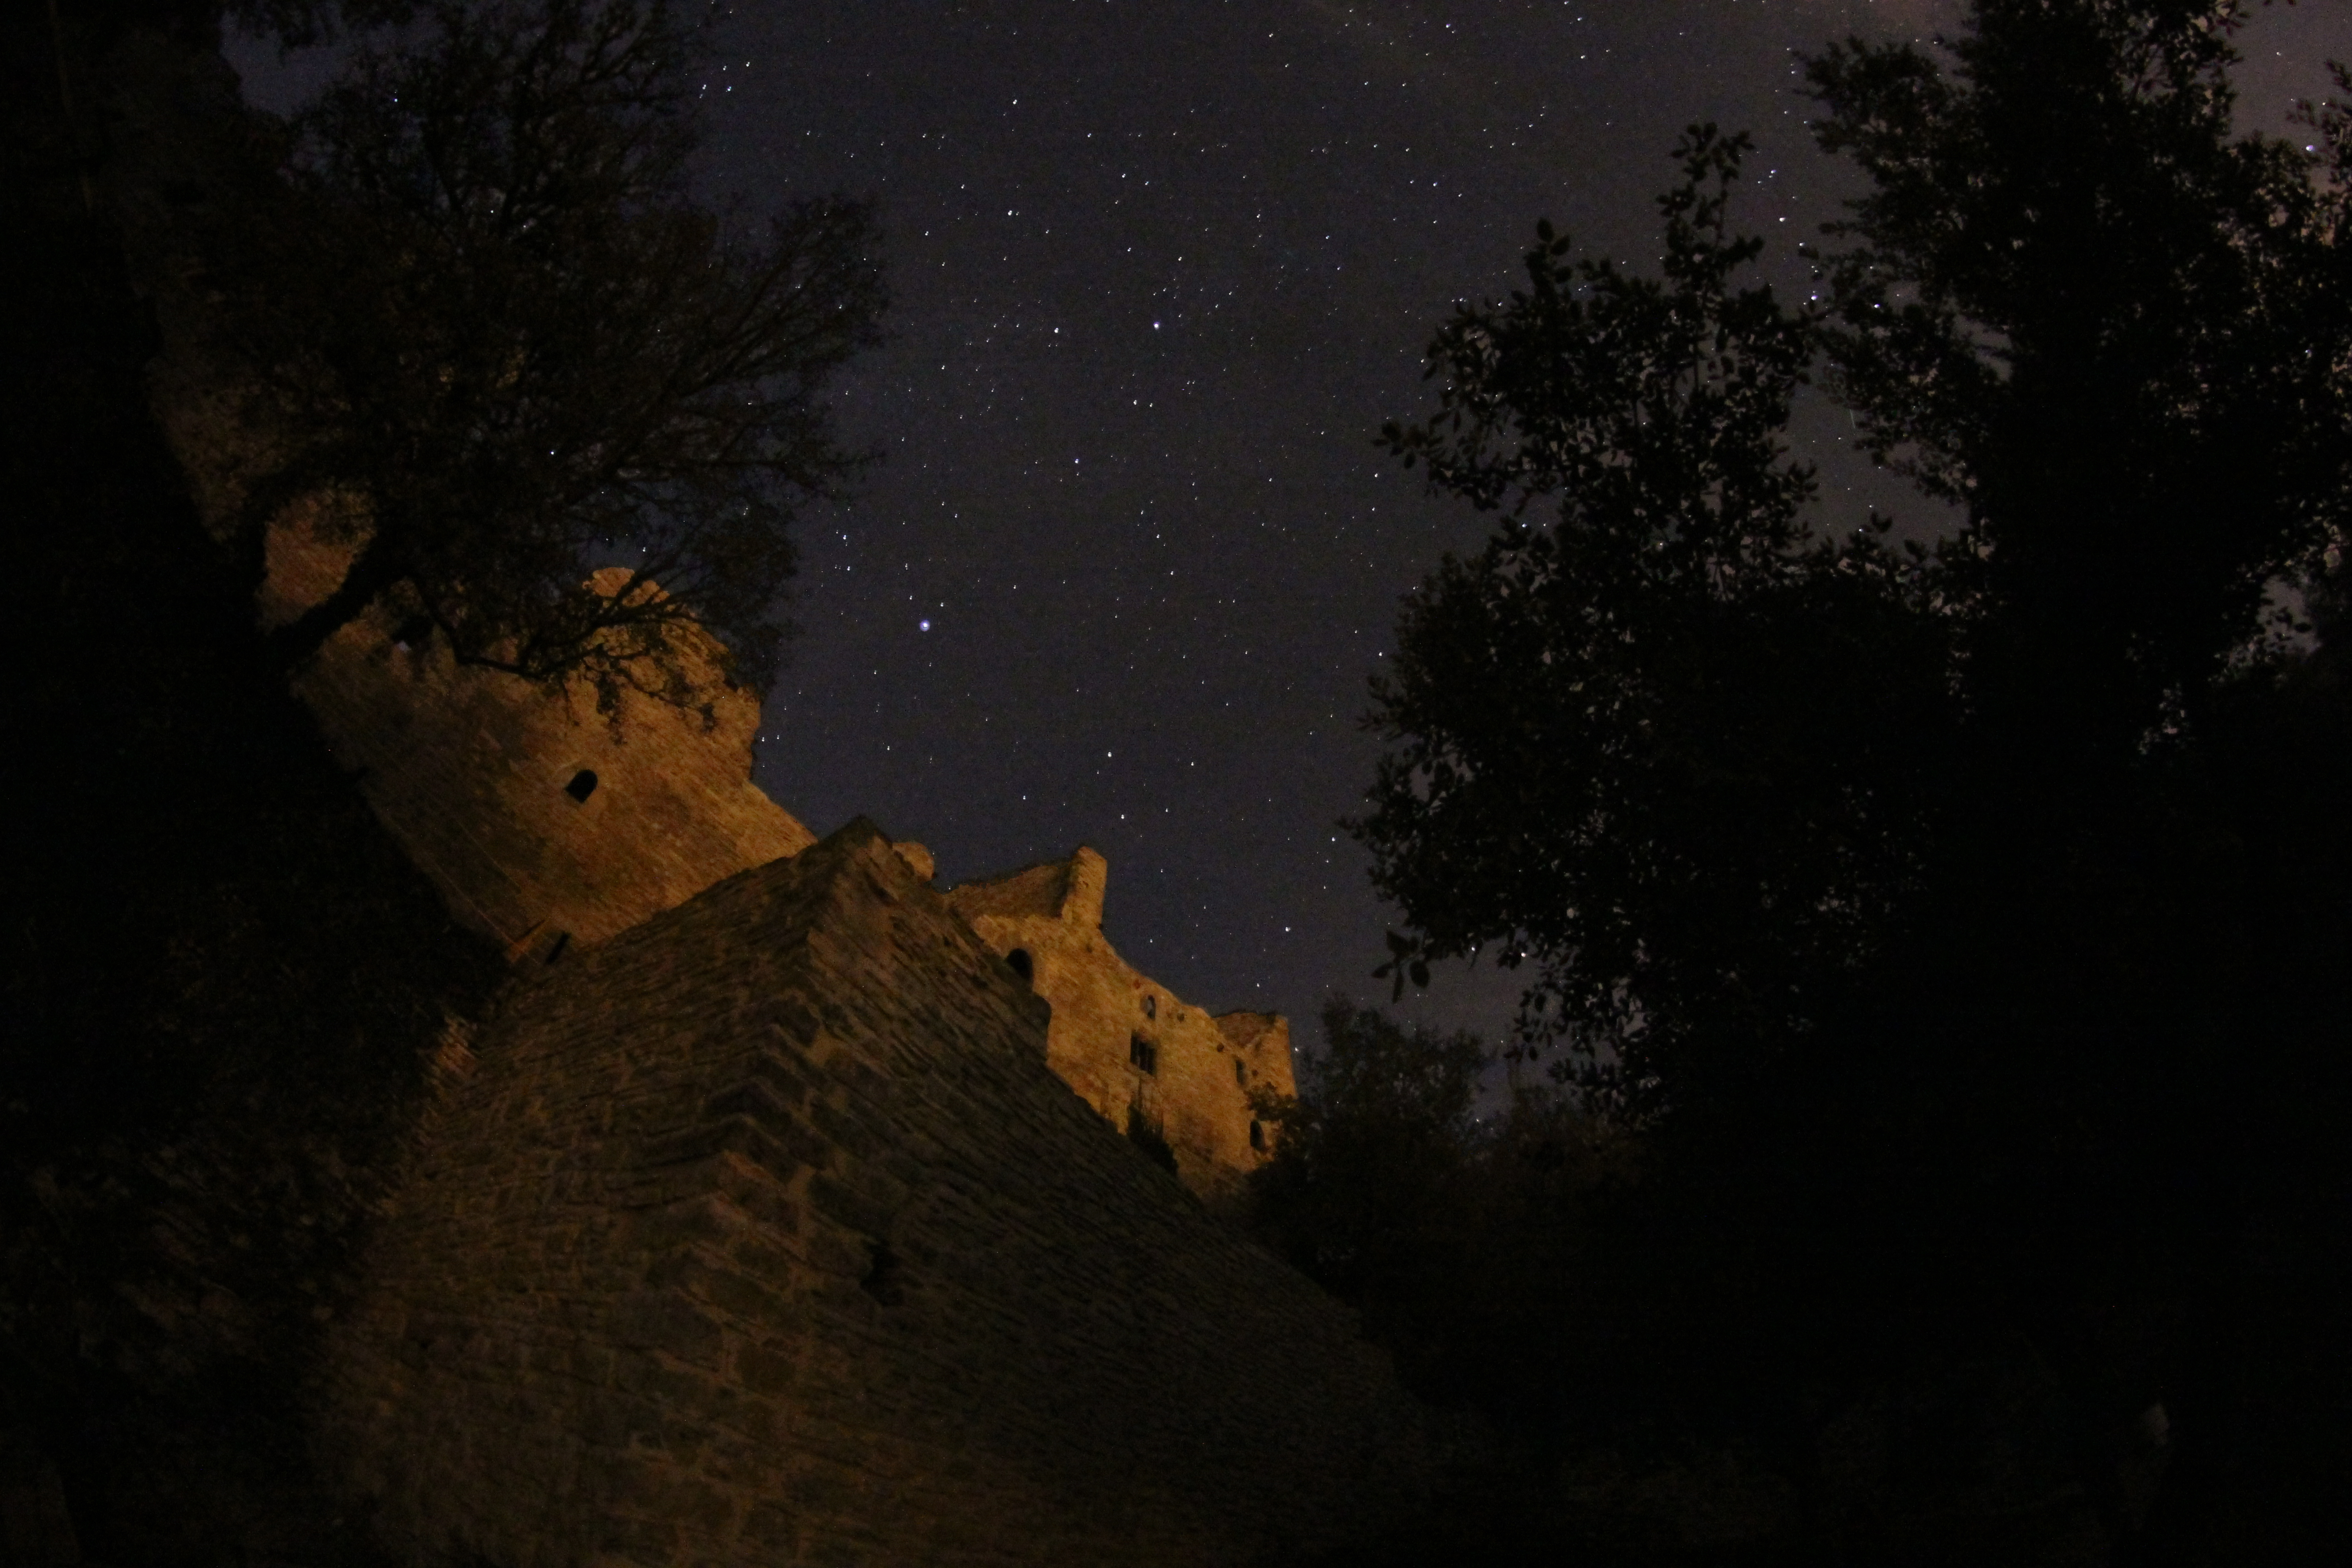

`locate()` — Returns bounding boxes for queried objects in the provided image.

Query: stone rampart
[949,852,1298,1203]
[273,524,815,956]
[319,822,1431,1567]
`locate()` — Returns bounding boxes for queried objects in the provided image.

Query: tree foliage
[1367,0,2352,1118]
[1809,0,2351,753]
[1249,999,1628,1416]
[1367,127,1953,1113]
[213,0,884,709]
[1249,997,1489,1304]
[1357,3,2352,1553]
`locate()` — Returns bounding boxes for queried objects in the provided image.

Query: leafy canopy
[217,0,884,711]
[1362,0,2352,1119]
[1367,127,1948,1113]
[1247,998,1490,1306]
[1810,0,2351,745]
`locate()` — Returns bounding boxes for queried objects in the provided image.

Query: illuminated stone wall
[318,823,1430,1568]
[262,505,1297,1207]
[948,850,1298,1202]
[260,513,815,957]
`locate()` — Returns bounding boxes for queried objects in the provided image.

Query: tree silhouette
[212,0,883,711]
[1809,0,2347,767]
[1365,0,2352,1142]
[1360,3,2352,1554]
[1367,126,1950,1116]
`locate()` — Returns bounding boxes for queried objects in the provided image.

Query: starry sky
[234,0,2352,1052]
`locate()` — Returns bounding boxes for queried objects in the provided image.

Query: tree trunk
[266,535,408,670]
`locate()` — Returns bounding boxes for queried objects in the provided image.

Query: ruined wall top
[947,850,1295,1202]
[258,511,817,956]
[944,844,1105,927]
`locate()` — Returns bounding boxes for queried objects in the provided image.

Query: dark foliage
[1368,125,1950,1119]
[1810,0,2347,748]
[209,0,885,711]
[1249,999,1488,1308]
[3,4,503,1554]
[1250,1000,1628,1421]
[1355,2,2352,1560]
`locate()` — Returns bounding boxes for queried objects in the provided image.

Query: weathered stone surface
[949,850,1297,1202]
[320,823,1431,1568]
[257,507,815,956]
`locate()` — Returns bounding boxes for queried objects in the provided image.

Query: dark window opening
[1249,1119,1266,1152]
[391,613,433,650]
[1235,1058,1247,1085]
[859,1239,905,1306]
[564,769,598,803]
[543,931,572,965]
[1142,994,1157,1019]
[1129,1034,1157,1075]
[1007,948,1034,983]
[1126,1104,1178,1175]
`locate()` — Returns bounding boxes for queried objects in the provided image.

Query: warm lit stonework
[251,504,1297,1203]
[208,513,1392,1565]
[948,849,1294,1202]
[112,39,1413,1538]
[261,511,817,957]
[318,825,1427,1568]
[247,513,1297,1205]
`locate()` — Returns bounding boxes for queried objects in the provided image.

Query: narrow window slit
[859,1239,905,1306]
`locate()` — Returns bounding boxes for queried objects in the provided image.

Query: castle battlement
[263,514,1291,1200]
[102,39,1401,1546]
[948,850,1293,1200]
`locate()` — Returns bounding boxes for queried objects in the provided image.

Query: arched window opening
[1249,1119,1266,1152]
[1142,994,1157,1019]
[1234,1058,1247,1086]
[1007,949,1034,983]
[1129,1033,1158,1076]
[564,769,599,803]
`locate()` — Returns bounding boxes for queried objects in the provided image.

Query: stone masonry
[109,36,1421,1562]
[949,851,1298,1203]
[276,548,818,960]
[319,822,1431,1567]
[101,33,819,963]
[257,509,1297,1203]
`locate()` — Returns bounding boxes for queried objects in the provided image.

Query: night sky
[234,0,2352,1051]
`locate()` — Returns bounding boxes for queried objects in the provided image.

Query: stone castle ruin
[275,519,1296,1202]
[93,30,1431,1559]
[948,852,1294,1202]
[320,823,1421,1567]
[244,532,1408,1563]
